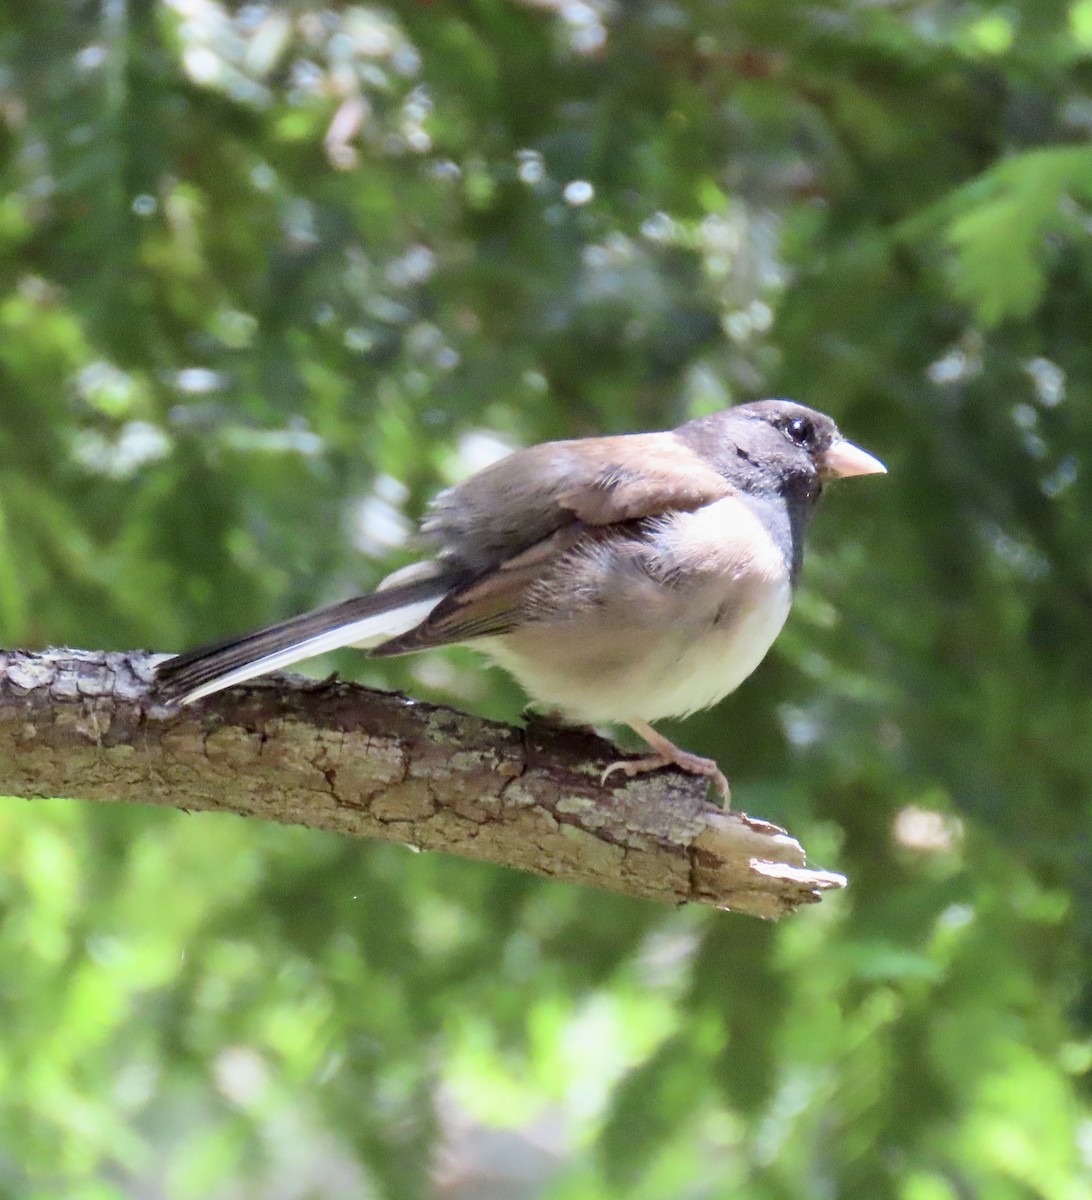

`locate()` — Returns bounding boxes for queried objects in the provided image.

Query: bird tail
[155,577,448,704]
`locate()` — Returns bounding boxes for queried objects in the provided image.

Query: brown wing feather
[556,440,731,524]
[371,526,587,654]
[422,432,731,575]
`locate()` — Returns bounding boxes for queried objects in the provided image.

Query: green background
[1,1,1090,1196]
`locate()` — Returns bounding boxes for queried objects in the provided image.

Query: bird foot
[601,749,731,807]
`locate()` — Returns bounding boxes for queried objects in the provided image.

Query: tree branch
[0,649,845,919]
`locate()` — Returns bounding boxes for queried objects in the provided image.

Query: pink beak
[821,437,887,479]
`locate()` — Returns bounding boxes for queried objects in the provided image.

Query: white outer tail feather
[177,596,442,704]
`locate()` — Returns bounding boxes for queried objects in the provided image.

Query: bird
[156,400,885,803]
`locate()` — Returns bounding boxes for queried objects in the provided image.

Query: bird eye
[783,416,813,447]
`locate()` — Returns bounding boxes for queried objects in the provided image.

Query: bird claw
[601,755,661,785]
[601,751,731,808]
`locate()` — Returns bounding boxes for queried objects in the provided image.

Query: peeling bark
[0,649,845,918]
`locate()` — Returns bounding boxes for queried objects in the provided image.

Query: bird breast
[478,495,794,724]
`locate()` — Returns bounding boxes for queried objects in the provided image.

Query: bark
[0,649,845,919]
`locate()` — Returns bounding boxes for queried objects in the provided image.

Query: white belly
[477,495,794,724]
[480,575,790,723]
[622,576,791,720]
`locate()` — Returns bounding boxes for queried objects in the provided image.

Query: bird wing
[421,431,732,570]
[373,432,733,655]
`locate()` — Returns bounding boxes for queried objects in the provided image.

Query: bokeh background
[2,1,1091,1196]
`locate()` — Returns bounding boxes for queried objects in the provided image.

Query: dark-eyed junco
[157,400,885,802]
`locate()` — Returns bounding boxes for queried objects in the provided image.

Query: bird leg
[602,719,731,806]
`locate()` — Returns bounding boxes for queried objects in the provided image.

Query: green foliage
[0,0,1090,1196]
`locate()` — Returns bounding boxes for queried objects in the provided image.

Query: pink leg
[602,719,730,806]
